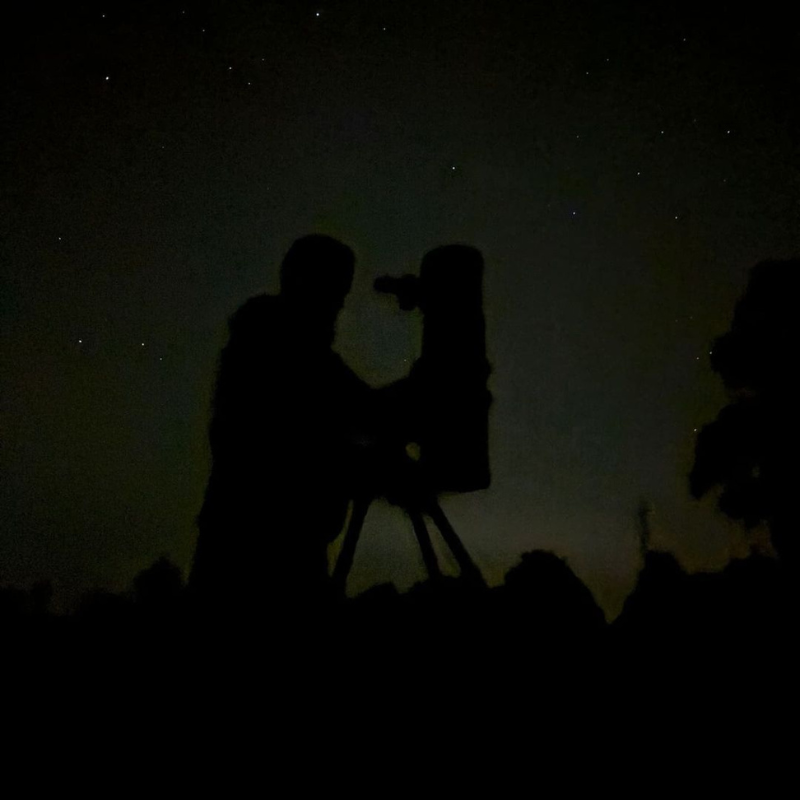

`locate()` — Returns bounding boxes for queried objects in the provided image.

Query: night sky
[2,0,798,615]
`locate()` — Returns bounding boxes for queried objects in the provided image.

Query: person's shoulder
[228,294,282,334]
[232,293,279,318]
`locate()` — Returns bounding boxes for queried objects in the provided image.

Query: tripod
[331,486,485,595]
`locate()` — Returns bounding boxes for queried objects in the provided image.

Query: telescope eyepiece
[374,274,420,311]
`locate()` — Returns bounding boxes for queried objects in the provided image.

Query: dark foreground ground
[4,552,797,728]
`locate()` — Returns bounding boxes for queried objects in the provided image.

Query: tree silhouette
[690,259,799,567]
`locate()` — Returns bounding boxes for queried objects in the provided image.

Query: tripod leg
[408,508,443,581]
[425,500,486,586]
[332,495,371,595]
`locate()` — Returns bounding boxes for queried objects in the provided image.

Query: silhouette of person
[189,235,371,626]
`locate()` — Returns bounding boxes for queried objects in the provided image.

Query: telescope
[375,243,491,493]
[333,245,492,592]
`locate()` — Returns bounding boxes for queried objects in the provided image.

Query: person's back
[189,236,370,624]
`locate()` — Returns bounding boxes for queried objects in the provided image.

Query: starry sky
[2,0,798,615]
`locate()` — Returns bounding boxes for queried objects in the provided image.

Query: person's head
[279,235,355,316]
